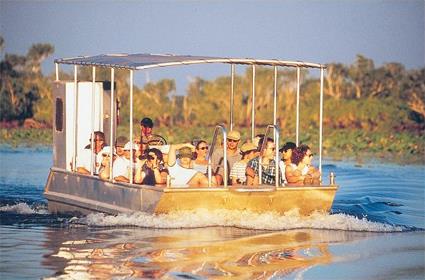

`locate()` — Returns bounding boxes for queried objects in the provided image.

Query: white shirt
[168,164,198,187]
[76,147,105,174]
[112,156,133,179]
[279,161,287,185]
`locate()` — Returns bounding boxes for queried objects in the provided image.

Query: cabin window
[55,98,63,132]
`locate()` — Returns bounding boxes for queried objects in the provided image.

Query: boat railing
[206,124,228,188]
[258,124,281,188]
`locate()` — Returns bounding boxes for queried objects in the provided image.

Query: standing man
[211,130,242,185]
[139,117,154,153]
[279,142,296,185]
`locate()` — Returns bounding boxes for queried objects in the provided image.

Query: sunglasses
[147,153,157,160]
[198,146,208,150]
[227,139,239,143]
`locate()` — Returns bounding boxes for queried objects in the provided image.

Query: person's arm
[246,167,257,186]
[286,165,304,185]
[188,172,214,187]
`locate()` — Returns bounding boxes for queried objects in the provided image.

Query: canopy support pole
[72,65,78,172]
[129,70,134,184]
[296,67,300,146]
[319,67,324,181]
[109,68,115,182]
[90,67,96,175]
[230,64,235,131]
[251,65,256,140]
[273,66,278,126]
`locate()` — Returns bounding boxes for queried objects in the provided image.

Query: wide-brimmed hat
[101,146,115,156]
[177,146,193,159]
[227,130,241,141]
[240,142,257,153]
[124,141,139,151]
[115,136,128,147]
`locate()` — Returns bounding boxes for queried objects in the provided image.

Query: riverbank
[1,127,423,165]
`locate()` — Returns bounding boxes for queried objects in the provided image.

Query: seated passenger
[193,140,208,173]
[167,144,213,187]
[285,144,321,186]
[211,130,242,185]
[112,141,138,183]
[230,142,257,185]
[75,131,106,175]
[115,136,128,157]
[246,137,281,186]
[98,146,116,180]
[279,142,297,185]
[134,148,168,186]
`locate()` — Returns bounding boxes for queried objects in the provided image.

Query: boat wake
[0,202,48,215]
[80,208,405,232]
[0,202,409,232]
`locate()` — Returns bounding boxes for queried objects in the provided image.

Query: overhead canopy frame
[55,53,325,70]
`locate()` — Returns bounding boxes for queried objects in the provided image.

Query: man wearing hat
[211,130,242,185]
[279,142,296,185]
[229,142,257,185]
[166,143,210,187]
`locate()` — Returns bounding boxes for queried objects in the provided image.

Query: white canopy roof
[55,53,325,70]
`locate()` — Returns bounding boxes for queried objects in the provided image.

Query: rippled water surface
[0,148,424,279]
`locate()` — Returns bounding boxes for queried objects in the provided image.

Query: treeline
[1,37,424,137]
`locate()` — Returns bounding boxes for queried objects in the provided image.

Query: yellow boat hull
[45,169,338,216]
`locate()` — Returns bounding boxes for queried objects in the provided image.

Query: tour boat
[44,53,338,216]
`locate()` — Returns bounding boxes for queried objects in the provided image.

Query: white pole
[55,63,59,81]
[319,67,324,180]
[90,67,96,175]
[73,65,78,172]
[129,70,134,184]
[273,66,277,126]
[296,67,300,146]
[230,64,235,131]
[251,65,256,140]
[109,68,115,182]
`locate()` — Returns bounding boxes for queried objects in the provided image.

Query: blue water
[0,148,424,279]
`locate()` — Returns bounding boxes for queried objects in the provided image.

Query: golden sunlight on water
[41,227,372,279]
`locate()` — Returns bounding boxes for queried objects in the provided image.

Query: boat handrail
[206,124,228,188]
[258,124,281,188]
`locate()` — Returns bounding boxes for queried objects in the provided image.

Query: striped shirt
[230,161,248,184]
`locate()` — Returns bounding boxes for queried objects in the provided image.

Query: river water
[0,148,424,279]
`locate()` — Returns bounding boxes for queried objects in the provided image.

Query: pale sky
[1,0,424,90]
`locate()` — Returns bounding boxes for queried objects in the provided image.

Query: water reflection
[41,227,381,279]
